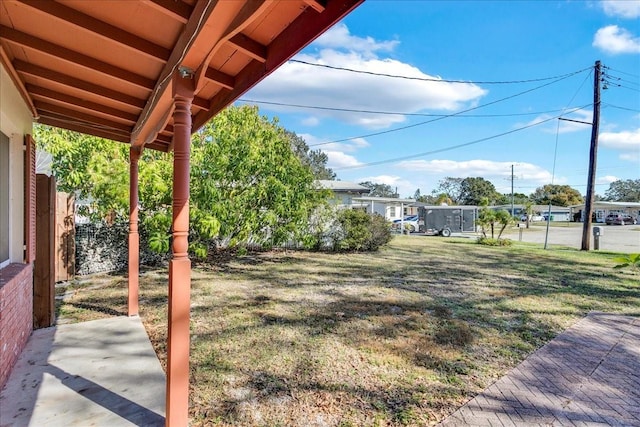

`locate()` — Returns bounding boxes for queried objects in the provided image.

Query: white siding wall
[1,65,33,263]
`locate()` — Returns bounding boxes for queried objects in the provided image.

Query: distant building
[316,180,370,208]
[569,201,640,223]
[353,196,416,222]
[316,181,417,222]
[492,204,571,221]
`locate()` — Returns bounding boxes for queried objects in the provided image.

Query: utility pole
[581,60,601,251]
[511,164,515,217]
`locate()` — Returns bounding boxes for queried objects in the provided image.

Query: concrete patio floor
[0,316,165,427]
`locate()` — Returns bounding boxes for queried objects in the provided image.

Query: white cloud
[298,133,367,168]
[522,109,593,133]
[248,24,487,129]
[593,25,640,54]
[620,152,639,162]
[601,1,640,18]
[396,159,555,184]
[301,116,319,126]
[313,23,399,57]
[600,128,640,162]
[597,175,620,185]
[600,128,640,150]
[325,151,362,168]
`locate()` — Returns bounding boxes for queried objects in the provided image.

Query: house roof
[317,180,369,193]
[354,196,415,204]
[0,0,363,152]
[568,201,640,209]
[492,204,571,212]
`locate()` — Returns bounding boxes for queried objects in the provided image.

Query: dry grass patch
[57,236,640,426]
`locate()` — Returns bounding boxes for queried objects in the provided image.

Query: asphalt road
[501,223,640,253]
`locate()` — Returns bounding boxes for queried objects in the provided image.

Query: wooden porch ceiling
[0,0,364,152]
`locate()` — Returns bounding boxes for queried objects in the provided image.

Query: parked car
[520,214,544,222]
[392,215,419,232]
[605,213,636,225]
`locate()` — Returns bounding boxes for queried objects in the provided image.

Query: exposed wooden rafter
[146,0,194,24]
[2,0,364,153]
[35,101,133,133]
[205,67,235,90]
[0,26,155,90]
[131,0,219,147]
[303,0,326,13]
[193,0,363,131]
[38,116,130,144]
[227,34,267,63]
[14,60,146,109]
[17,0,170,61]
[27,85,139,123]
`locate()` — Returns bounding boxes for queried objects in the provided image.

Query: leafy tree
[284,130,336,180]
[432,177,463,204]
[530,184,583,206]
[476,207,496,239]
[36,105,329,257]
[477,207,512,240]
[433,193,454,205]
[604,179,640,202]
[523,200,534,228]
[459,177,500,205]
[499,192,530,206]
[35,125,129,221]
[359,181,397,197]
[412,188,438,204]
[186,105,326,251]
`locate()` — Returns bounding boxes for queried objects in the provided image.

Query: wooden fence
[34,174,75,328]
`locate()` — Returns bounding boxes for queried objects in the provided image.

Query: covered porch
[0,316,165,426]
[0,1,364,425]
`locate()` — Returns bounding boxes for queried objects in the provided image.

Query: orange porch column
[166,68,195,427]
[128,147,141,316]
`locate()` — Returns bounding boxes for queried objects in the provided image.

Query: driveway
[501,224,640,252]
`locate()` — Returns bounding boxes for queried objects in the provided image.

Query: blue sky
[241,0,640,199]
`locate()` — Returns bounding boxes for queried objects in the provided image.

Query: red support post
[128,147,141,316]
[165,69,194,427]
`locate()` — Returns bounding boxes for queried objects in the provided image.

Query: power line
[512,183,610,189]
[237,98,586,118]
[602,103,640,113]
[309,69,591,147]
[603,66,639,78]
[334,104,591,170]
[616,84,640,93]
[288,59,592,85]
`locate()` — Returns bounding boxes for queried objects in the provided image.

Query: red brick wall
[0,263,33,389]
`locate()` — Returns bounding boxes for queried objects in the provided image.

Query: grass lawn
[56,236,640,426]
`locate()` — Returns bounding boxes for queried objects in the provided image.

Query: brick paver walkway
[439,313,640,427]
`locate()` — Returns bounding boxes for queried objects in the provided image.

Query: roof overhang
[0,0,364,152]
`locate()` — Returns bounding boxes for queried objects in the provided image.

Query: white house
[0,60,36,389]
[353,196,416,222]
[317,180,370,208]
[569,201,640,223]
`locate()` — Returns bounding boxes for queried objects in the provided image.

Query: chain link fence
[75,223,166,275]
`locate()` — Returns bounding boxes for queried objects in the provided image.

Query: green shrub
[367,213,393,250]
[336,210,391,252]
[613,253,640,271]
[477,237,512,246]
